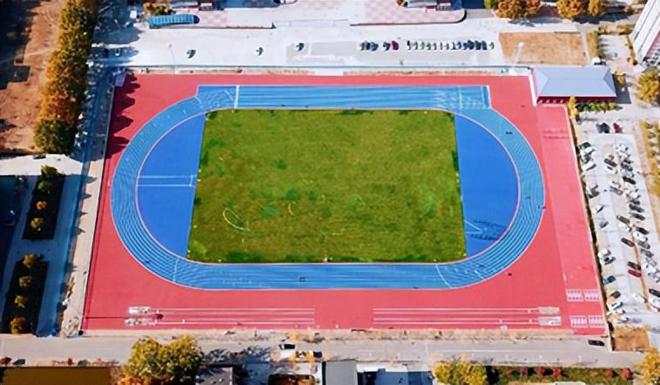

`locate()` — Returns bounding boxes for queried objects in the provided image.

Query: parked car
[587,339,605,346]
[631,212,645,221]
[608,301,623,311]
[278,343,295,350]
[603,275,616,285]
[649,288,660,298]
[628,269,642,278]
[610,290,621,299]
[621,238,635,247]
[627,261,642,271]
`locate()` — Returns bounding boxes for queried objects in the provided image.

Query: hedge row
[1,255,48,334]
[22,166,65,240]
[488,366,633,385]
[34,0,97,154]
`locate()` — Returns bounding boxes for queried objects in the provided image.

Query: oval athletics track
[110,85,545,290]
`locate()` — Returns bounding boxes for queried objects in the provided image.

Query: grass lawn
[188,109,465,263]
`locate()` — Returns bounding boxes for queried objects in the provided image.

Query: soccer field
[188,109,466,263]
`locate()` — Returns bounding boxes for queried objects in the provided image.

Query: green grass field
[188,109,466,263]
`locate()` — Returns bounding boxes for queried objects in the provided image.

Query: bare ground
[0,0,65,153]
[611,327,650,352]
[499,32,588,66]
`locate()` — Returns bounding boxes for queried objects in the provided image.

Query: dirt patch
[611,327,650,351]
[0,0,65,153]
[499,32,588,66]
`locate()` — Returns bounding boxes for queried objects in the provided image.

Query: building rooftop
[533,66,616,98]
[324,360,357,385]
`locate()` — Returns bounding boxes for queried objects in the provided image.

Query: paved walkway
[0,155,82,336]
[0,332,644,368]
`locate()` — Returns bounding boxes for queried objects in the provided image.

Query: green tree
[40,165,59,179]
[14,295,29,309]
[9,317,29,334]
[587,0,604,17]
[484,0,498,9]
[30,217,46,232]
[35,118,76,154]
[19,275,33,289]
[556,0,586,19]
[22,254,40,269]
[122,336,203,384]
[37,179,53,194]
[639,349,660,385]
[638,68,660,105]
[435,358,487,385]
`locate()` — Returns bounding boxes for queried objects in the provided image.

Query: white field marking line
[464,220,484,235]
[160,317,316,322]
[373,316,541,321]
[458,87,463,110]
[374,307,540,312]
[433,264,451,287]
[153,307,315,312]
[234,85,240,109]
[155,319,315,324]
[474,269,485,280]
[374,319,548,326]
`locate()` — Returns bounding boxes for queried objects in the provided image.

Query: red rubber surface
[82,74,606,334]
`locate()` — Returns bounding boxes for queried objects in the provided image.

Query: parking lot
[576,122,660,341]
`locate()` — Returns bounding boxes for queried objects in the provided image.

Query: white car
[607,308,625,316]
[632,232,648,243]
[597,248,611,259]
[594,204,605,213]
[608,301,623,311]
[632,293,646,304]
[582,161,596,171]
[650,297,660,309]
[601,255,615,265]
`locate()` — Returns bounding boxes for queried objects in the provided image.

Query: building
[532,66,617,103]
[323,360,358,385]
[632,0,660,66]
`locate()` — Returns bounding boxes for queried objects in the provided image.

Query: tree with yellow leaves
[434,357,487,385]
[567,96,579,121]
[557,0,586,19]
[639,348,660,385]
[638,68,659,105]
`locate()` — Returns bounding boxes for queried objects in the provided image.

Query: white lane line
[434,264,451,287]
[234,85,240,109]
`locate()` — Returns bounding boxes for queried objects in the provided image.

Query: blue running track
[111,85,544,289]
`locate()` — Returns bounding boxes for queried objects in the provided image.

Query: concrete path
[0,332,644,368]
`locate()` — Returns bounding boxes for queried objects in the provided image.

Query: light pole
[167,43,177,73]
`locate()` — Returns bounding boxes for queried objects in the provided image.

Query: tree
[35,118,76,154]
[639,349,660,385]
[14,295,29,309]
[556,0,586,19]
[40,165,59,179]
[496,0,525,18]
[484,0,498,9]
[36,201,48,211]
[19,275,33,289]
[9,317,28,334]
[496,0,540,18]
[122,336,203,385]
[37,179,53,194]
[587,0,604,17]
[434,358,487,385]
[638,68,660,105]
[30,217,46,232]
[22,254,40,269]
[567,96,579,121]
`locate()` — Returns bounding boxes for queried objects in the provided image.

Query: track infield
[190,109,465,263]
[82,74,606,334]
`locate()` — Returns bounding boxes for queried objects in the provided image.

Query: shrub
[519,367,529,377]
[18,275,33,289]
[37,180,53,194]
[552,367,562,378]
[620,368,632,380]
[9,317,28,334]
[30,217,46,232]
[40,165,59,179]
[22,254,40,269]
[534,367,545,377]
[14,295,29,309]
[35,201,48,211]
[484,0,497,8]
